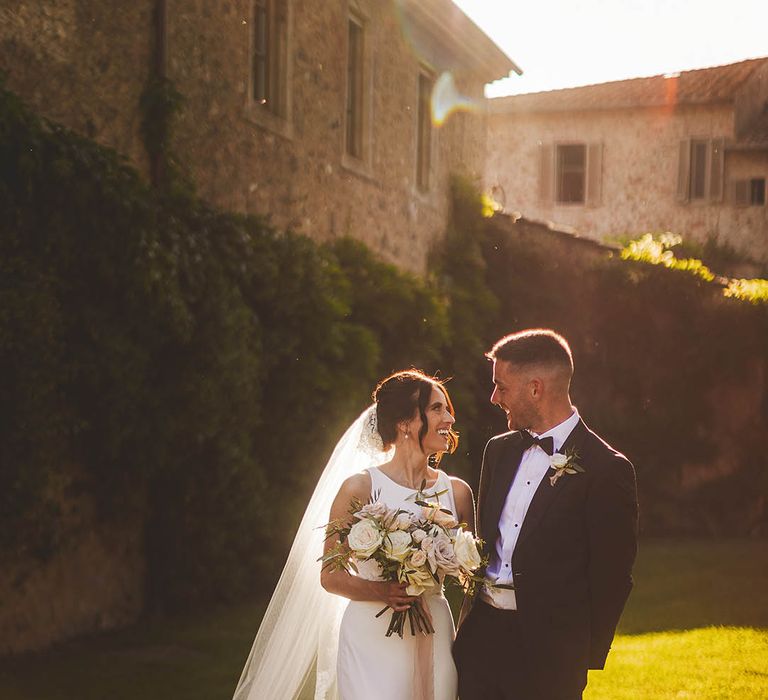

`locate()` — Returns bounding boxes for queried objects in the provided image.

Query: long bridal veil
[233,405,392,700]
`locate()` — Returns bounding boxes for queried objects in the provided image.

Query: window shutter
[586,142,603,207]
[709,138,724,202]
[538,143,554,206]
[732,180,749,207]
[677,139,690,202]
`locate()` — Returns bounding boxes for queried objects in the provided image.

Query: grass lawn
[1,538,767,699]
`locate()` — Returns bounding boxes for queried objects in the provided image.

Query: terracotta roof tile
[490,57,768,114]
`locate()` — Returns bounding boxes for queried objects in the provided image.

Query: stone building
[485,58,768,264]
[0,0,517,272]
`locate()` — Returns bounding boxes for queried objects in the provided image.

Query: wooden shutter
[538,142,554,206]
[677,139,690,202]
[586,142,603,207]
[732,180,750,207]
[709,138,724,202]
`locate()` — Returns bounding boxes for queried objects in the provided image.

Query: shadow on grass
[0,599,268,700]
[618,538,768,635]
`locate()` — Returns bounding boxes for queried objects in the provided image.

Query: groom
[454,329,638,699]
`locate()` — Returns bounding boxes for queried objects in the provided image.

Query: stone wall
[0,466,145,655]
[485,103,768,263]
[166,0,489,271]
[0,0,153,175]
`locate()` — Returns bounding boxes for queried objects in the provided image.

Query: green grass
[586,627,768,700]
[0,600,267,700]
[584,538,768,700]
[1,539,767,699]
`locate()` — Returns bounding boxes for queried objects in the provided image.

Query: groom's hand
[378,582,417,611]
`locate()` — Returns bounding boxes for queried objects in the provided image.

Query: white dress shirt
[484,409,580,608]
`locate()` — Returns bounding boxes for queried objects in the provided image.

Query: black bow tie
[520,430,555,456]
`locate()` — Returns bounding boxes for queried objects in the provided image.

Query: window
[556,144,586,204]
[677,138,724,203]
[416,71,434,192]
[251,0,288,117]
[345,17,364,159]
[733,177,766,206]
[690,140,709,200]
[538,142,602,207]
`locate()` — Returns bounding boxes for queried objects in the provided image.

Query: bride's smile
[413,387,456,455]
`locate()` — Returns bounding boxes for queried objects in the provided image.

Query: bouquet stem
[377,601,435,638]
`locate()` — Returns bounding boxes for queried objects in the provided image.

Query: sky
[452,0,768,97]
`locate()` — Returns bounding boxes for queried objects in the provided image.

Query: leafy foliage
[0,82,448,608]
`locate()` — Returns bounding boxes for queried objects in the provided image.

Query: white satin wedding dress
[233,406,459,700]
[336,466,459,700]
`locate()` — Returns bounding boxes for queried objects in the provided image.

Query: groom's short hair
[486,329,573,373]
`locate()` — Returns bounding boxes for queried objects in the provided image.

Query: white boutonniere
[549,449,584,487]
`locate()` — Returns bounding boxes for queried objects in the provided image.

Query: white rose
[383,530,412,561]
[347,518,383,558]
[453,529,482,572]
[412,529,427,544]
[550,453,569,469]
[409,549,427,568]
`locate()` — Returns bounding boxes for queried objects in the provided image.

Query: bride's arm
[320,473,416,612]
[451,477,477,628]
[450,477,476,534]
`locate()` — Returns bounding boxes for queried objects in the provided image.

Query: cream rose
[453,529,482,572]
[347,518,383,558]
[412,528,427,544]
[383,530,412,561]
[422,504,458,529]
[409,549,428,568]
[381,508,402,531]
[354,501,389,520]
[405,566,438,596]
[550,453,569,469]
[394,512,414,531]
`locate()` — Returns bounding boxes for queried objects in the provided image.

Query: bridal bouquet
[322,483,485,638]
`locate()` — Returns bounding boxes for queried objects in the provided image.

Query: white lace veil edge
[232,405,392,700]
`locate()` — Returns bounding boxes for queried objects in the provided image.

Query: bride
[233,369,475,700]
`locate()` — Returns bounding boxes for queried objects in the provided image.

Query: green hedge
[476,214,767,536]
[0,83,449,608]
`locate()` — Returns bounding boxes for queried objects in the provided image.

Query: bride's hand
[378,581,417,612]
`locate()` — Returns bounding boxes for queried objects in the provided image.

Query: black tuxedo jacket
[475,418,638,670]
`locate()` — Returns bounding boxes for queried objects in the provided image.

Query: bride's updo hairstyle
[373,369,458,461]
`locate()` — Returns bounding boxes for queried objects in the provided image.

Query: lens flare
[431,72,479,126]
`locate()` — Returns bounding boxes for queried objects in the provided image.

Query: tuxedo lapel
[481,433,526,543]
[516,419,589,549]
[559,417,589,458]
